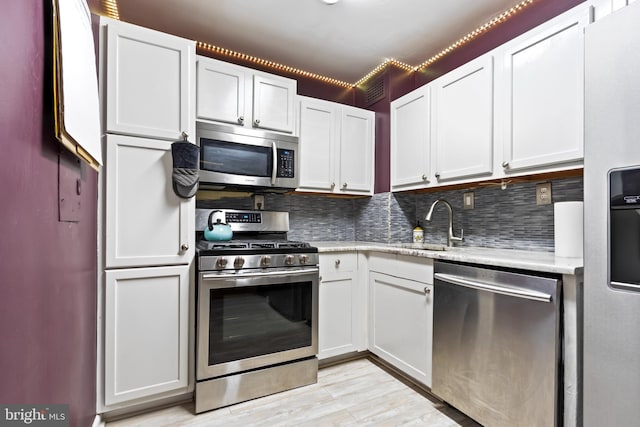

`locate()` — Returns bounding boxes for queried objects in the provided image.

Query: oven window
[208,282,312,365]
[200,139,272,177]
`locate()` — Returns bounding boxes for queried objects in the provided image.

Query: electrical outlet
[253,194,265,210]
[536,182,552,205]
[463,192,474,209]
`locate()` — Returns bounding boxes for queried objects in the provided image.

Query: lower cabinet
[318,253,365,359]
[104,265,190,405]
[368,255,434,387]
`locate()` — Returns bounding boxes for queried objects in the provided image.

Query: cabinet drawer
[320,253,357,276]
[368,253,434,284]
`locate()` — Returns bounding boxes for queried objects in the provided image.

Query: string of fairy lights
[100,0,537,88]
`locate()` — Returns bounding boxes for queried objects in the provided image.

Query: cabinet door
[297,97,338,192]
[369,272,433,387]
[433,55,494,182]
[196,57,245,126]
[339,106,375,195]
[390,86,432,191]
[318,253,359,359]
[104,265,190,405]
[105,18,195,141]
[105,134,194,268]
[253,74,296,133]
[500,8,588,172]
[319,276,356,359]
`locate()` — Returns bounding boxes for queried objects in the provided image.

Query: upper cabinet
[196,56,297,134]
[390,2,592,192]
[297,96,375,196]
[339,106,375,194]
[433,55,494,183]
[103,17,195,141]
[498,5,590,173]
[390,85,432,192]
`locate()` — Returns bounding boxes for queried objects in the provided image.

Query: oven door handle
[271,141,278,185]
[201,268,319,281]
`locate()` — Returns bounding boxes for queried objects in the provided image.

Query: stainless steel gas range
[194,209,319,413]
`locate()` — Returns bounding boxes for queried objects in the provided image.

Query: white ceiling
[114,0,524,84]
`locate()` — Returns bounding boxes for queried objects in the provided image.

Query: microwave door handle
[271,141,277,185]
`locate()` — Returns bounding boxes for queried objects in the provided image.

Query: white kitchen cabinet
[196,58,246,126]
[318,253,364,359]
[340,106,375,194]
[498,6,590,173]
[105,134,194,269]
[390,85,432,191]
[297,97,338,193]
[297,96,375,195]
[196,56,297,134]
[103,17,195,141]
[432,54,494,183]
[368,254,434,387]
[104,265,190,405]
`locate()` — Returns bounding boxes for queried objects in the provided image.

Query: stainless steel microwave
[196,122,299,191]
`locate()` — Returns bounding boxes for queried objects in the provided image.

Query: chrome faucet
[425,199,464,247]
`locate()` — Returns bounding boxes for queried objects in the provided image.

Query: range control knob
[299,254,309,265]
[216,258,228,269]
[260,256,271,268]
[233,257,245,269]
[285,255,295,266]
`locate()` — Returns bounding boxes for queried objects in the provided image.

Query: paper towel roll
[554,201,584,258]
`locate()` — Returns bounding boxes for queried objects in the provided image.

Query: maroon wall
[0,2,97,426]
[368,0,586,192]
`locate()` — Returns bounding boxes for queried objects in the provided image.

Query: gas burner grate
[277,241,311,249]
[198,241,249,250]
[250,242,276,249]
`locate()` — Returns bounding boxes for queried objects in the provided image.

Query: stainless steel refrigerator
[584,2,640,425]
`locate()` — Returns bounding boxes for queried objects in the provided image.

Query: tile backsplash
[197,176,583,252]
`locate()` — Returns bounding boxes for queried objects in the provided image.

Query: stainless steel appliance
[432,261,561,427]
[194,209,319,413]
[196,122,299,191]
[584,3,640,425]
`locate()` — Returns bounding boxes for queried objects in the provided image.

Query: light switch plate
[463,192,474,209]
[536,182,552,205]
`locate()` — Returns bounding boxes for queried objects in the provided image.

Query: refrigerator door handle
[434,272,553,303]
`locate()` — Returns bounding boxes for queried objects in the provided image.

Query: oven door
[197,267,318,380]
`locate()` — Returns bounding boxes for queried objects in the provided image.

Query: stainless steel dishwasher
[432,261,561,427]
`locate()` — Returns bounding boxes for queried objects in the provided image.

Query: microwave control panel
[276,149,295,178]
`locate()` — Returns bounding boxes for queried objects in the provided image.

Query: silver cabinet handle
[434,273,552,302]
[254,119,261,126]
[181,243,189,251]
[424,286,431,295]
[181,131,188,140]
[421,174,428,181]
[330,182,336,190]
[335,259,341,267]
[435,172,441,179]
[502,161,510,169]
[238,116,244,124]
[342,183,348,189]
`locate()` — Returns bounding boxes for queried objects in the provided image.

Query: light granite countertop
[312,241,583,275]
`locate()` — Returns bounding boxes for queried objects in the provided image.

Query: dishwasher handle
[434,272,553,303]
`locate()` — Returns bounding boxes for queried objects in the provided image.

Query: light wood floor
[107,358,480,426]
